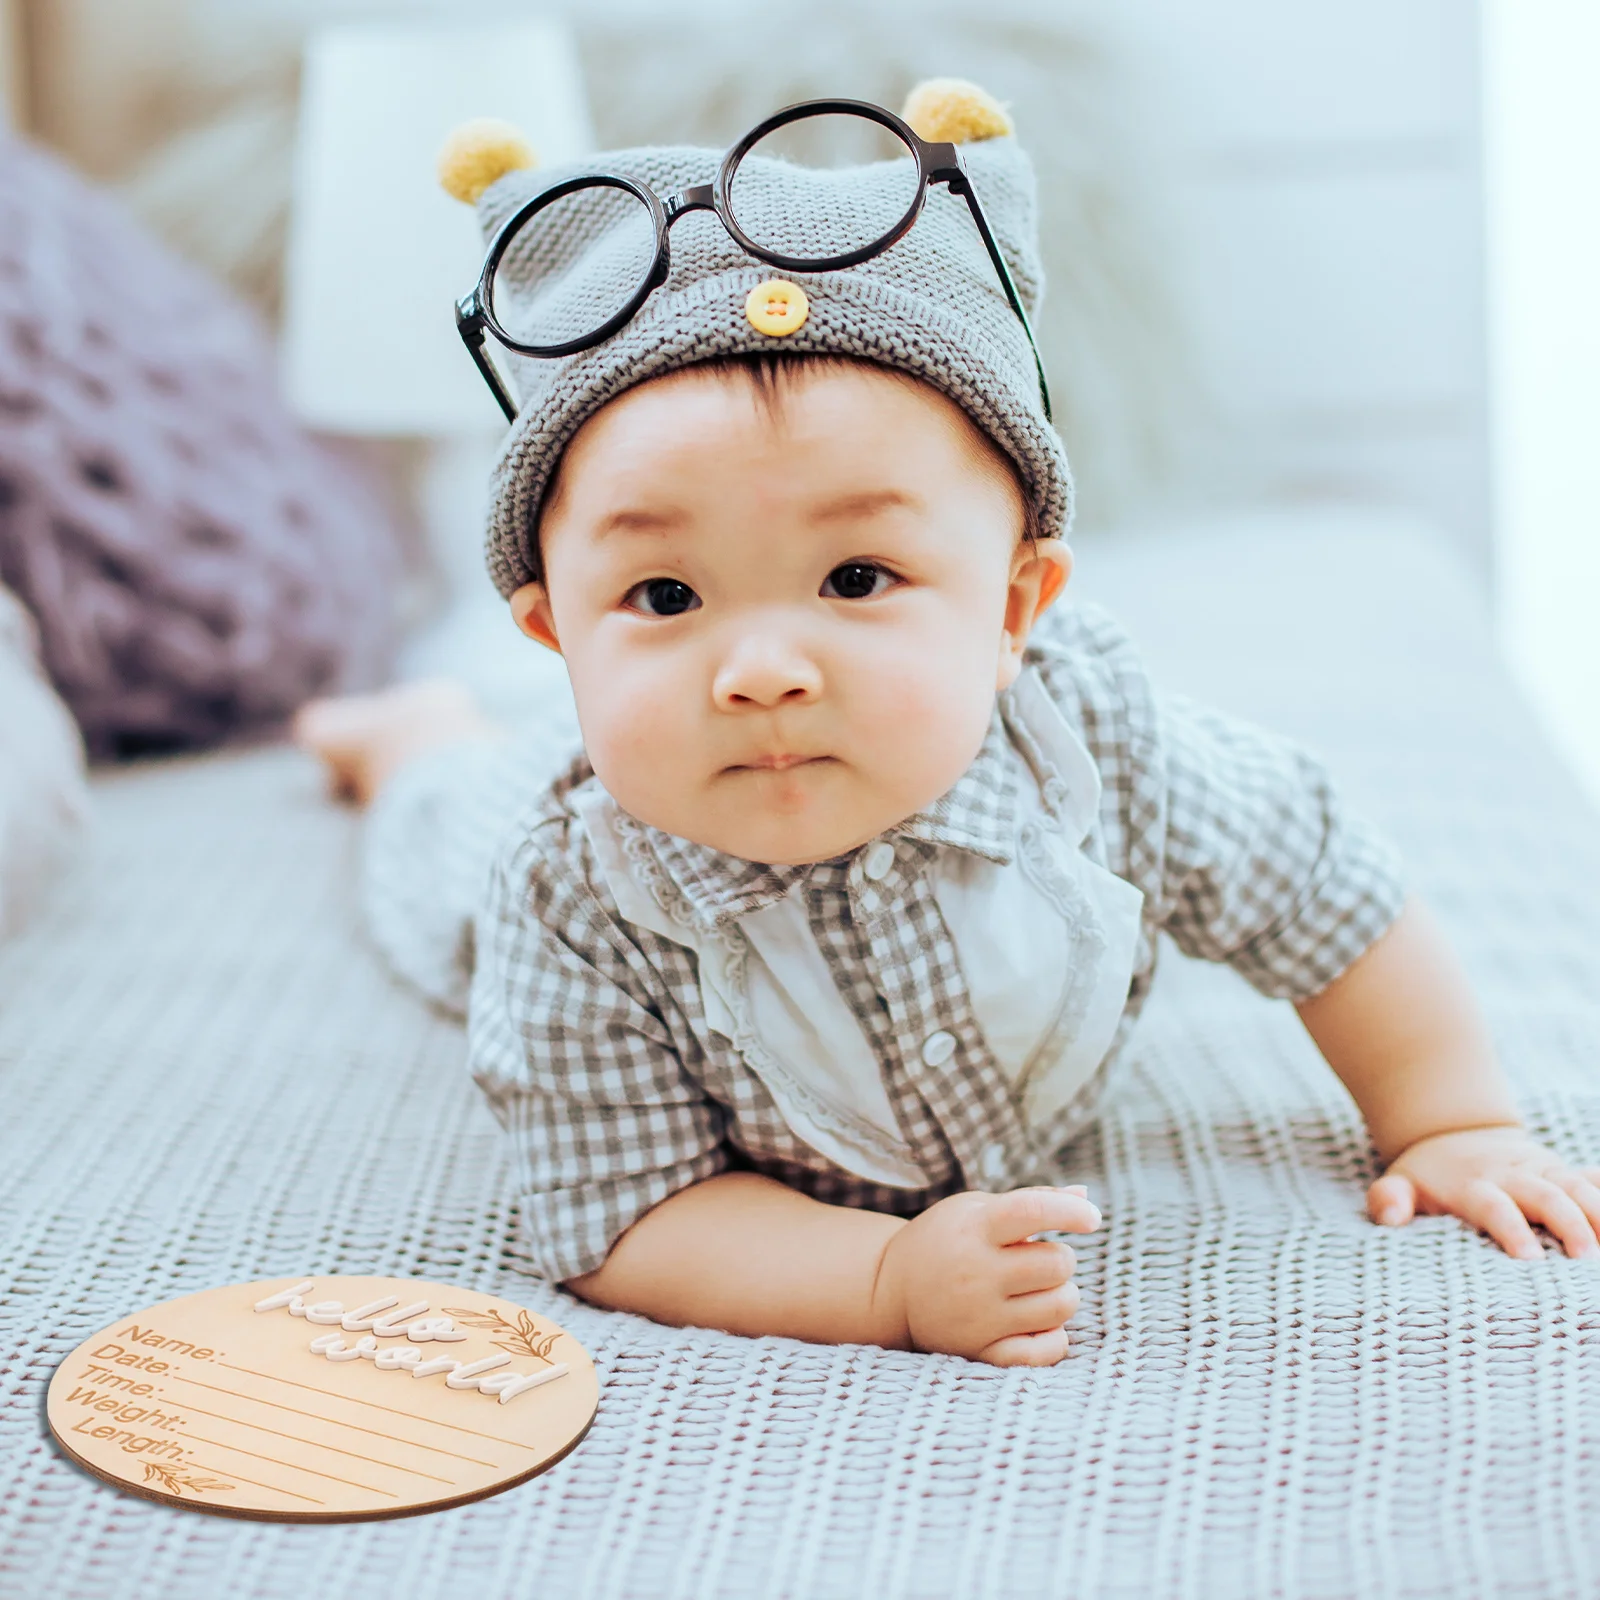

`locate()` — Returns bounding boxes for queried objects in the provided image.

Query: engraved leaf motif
[441,1304,562,1364]
[441,1306,510,1331]
[142,1461,235,1497]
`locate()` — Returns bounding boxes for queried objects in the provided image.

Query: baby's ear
[509,581,561,654]
[901,79,1014,144]
[998,539,1071,690]
[437,118,538,205]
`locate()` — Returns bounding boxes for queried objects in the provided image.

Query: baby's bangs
[685,352,1043,545]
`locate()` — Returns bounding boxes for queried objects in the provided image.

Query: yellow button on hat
[745,279,809,337]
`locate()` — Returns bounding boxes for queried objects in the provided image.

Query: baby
[301,82,1600,1368]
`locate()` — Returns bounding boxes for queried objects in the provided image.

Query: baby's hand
[1369,1126,1600,1259]
[875,1185,1100,1366]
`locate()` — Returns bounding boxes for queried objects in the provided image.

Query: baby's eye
[623,578,702,617]
[820,562,898,601]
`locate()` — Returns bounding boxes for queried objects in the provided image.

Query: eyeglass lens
[488,184,657,349]
[727,110,921,261]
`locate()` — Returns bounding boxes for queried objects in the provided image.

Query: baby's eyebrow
[809,489,923,523]
[594,508,685,539]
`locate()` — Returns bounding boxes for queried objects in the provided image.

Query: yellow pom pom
[900,79,1014,144]
[436,118,538,204]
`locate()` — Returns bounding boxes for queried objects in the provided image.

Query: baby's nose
[711,632,822,710]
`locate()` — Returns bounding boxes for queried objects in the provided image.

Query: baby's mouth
[730,752,830,772]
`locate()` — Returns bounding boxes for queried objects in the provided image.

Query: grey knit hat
[440,82,1072,598]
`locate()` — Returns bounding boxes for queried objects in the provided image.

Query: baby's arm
[472,821,1097,1364]
[1133,676,1600,1261]
[565,1171,906,1345]
[565,1169,1100,1366]
[1296,895,1600,1258]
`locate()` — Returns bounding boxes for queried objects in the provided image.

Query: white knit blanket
[2,510,1597,1598]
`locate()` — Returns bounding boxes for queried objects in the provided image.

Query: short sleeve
[1154,693,1407,1001]
[467,823,729,1283]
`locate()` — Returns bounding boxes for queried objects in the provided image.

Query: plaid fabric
[464,601,1407,1282]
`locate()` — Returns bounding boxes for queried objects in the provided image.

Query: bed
[3,505,1597,1598]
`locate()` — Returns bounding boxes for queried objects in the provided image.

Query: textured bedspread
[3,510,1598,1598]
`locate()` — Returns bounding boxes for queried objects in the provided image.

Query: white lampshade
[281,21,594,436]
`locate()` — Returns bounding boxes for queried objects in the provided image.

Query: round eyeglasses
[454,97,1052,425]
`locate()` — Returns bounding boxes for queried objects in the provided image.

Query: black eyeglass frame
[454,96,1052,425]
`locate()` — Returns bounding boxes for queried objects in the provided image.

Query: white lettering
[445,1354,511,1390]
[370,1303,430,1338]
[480,1364,569,1404]
[263,1278,570,1405]
[341,1296,399,1332]
[253,1281,315,1313]
[325,1334,379,1363]
[408,1356,462,1380]
[258,1287,470,1347]
[406,1317,468,1344]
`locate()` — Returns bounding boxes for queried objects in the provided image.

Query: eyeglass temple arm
[456,295,520,424]
[929,159,1053,423]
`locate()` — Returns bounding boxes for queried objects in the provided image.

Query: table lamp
[281,20,594,708]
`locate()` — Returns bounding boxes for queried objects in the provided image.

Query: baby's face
[513,362,1067,865]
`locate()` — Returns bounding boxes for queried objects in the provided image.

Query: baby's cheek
[578,664,695,793]
[852,652,994,787]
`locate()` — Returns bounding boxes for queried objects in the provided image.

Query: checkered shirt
[467,601,1407,1283]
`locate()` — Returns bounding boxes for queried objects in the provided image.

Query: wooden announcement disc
[47,1275,599,1522]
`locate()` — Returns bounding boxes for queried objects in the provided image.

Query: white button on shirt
[862,842,896,882]
[921,1030,957,1066]
[978,1141,1008,1189]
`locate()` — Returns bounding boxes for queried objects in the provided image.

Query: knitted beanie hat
[439,81,1071,598]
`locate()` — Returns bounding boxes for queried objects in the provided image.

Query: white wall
[1095,0,1492,578]
[1481,0,1600,804]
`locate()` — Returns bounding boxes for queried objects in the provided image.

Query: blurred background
[0,0,1594,790]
